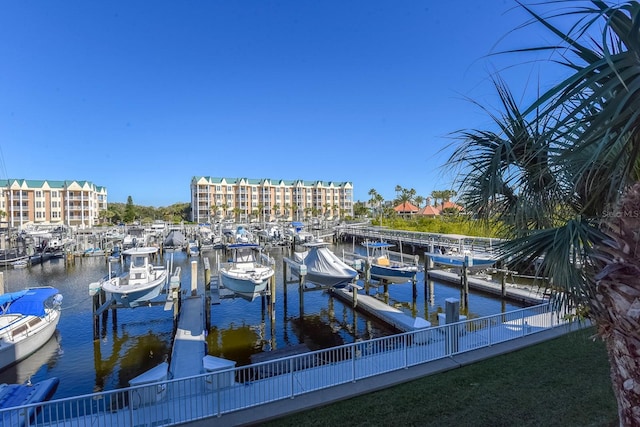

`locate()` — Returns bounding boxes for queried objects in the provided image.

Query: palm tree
[449,2,640,423]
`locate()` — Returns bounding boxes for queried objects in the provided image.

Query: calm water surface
[0,242,523,400]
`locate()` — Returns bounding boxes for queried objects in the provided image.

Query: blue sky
[0,1,570,207]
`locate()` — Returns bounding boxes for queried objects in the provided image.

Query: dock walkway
[329,287,431,332]
[169,295,206,379]
[426,269,548,305]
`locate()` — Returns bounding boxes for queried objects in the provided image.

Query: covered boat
[0,287,63,372]
[163,230,186,250]
[294,240,357,287]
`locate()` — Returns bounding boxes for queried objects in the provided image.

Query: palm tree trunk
[602,329,640,425]
[597,182,640,425]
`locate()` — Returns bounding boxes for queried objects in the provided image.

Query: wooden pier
[329,287,431,333]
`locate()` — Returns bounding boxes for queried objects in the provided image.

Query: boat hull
[370,265,417,284]
[103,276,166,308]
[426,253,496,268]
[304,270,357,287]
[0,309,61,371]
[220,272,271,302]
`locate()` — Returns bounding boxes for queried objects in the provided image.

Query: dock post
[203,258,211,291]
[424,254,433,282]
[352,284,358,308]
[191,260,197,296]
[501,272,507,298]
[92,291,100,340]
[282,259,287,283]
[109,290,117,330]
[298,277,304,316]
[0,272,3,295]
[364,259,371,294]
[269,274,276,323]
[461,263,469,310]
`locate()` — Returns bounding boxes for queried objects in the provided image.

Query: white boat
[12,259,28,269]
[219,243,275,301]
[293,240,358,287]
[0,287,63,372]
[83,247,105,257]
[188,240,200,257]
[100,247,168,308]
[361,241,419,284]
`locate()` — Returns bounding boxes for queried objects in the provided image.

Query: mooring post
[190,260,197,296]
[92,291,100,340]
[501,271,507,298]
[364,259,371,294]
[352,284,358,308]
[203,258,211,292]
[269,275,276,323]
[461,263,469,310]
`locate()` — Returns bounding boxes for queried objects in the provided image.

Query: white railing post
[352,343,357,383]
[404,334,408,369]
[290,358,295,398]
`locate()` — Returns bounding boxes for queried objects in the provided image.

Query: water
[0,242,524,400]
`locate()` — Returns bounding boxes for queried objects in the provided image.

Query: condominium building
[190,177,353,224]
[0,179,108,229]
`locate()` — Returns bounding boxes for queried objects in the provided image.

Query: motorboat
[83,247,105,257]
[100,247,168,308]
[0,287,63,372]
[293,240,358,287]
[425,249,497,268]
[219,243,274,301]
[11,260,28,269]
[162,230,186,251]
[361,241,419,284]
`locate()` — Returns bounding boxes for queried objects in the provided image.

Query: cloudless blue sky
[0,1,571,206]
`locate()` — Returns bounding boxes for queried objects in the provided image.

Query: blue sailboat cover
[0,288,59,317]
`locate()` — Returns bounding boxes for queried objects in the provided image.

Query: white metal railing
[1,303,571,426]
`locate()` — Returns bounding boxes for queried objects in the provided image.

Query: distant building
[190,177,353,223]
[393,201,420,217]
[0,179,108,229]
[416,200,464,217]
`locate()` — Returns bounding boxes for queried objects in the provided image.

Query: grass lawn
[262,327,618,427]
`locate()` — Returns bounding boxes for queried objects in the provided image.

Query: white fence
[1,302,568,426]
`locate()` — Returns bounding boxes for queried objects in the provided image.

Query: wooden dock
[329,287,431,333]
[426,269,548,305]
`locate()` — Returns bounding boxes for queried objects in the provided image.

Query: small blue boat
[425,251,497,268]
[0,377,60,426]
[361,241,419,284]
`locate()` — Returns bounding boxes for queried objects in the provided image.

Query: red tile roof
[393,201,419,213]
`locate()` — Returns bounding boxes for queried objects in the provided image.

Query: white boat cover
[163,230,186,248]
[302,246,356,280]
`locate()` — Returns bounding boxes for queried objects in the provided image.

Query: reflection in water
[207,323,264,366]
[0,331,62,385]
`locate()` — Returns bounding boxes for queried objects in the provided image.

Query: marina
[0,236,533,403]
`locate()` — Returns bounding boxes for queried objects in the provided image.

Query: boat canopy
[1,287,60,317]
[304,246,356,279]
